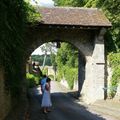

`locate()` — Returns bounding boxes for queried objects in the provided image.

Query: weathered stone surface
[24,26,107,103]
[0,67,11,120]
[80,28,106,103]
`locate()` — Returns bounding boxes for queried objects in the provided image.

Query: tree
[85,0,120,52]
[40,42,57,68]
[53,0,88,7]
[0,0,40,98]
[56,43,78,69]
[55,42,78,89]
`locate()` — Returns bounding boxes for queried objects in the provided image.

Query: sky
[31,43,57,55]
[31,46,45,55]
[30,0,54,7]
[30,0,55,55]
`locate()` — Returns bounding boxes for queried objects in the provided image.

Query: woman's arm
[45,83,50,91]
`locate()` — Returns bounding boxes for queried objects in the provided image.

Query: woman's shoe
[43,111,48,114]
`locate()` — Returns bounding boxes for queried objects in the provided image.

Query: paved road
[48,93,106,120]
[4,81,119,120]
[30,81,118,120]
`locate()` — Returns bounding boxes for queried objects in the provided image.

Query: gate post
[91,28,106,101]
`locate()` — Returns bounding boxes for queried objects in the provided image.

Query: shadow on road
[28,87,107,120]
[4,85,117,120]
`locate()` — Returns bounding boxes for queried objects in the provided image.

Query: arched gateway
[25,7,111,103]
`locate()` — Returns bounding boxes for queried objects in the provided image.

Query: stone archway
[24,7,111,103]
[25,26,106,103]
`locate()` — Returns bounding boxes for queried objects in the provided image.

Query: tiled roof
[37,7,111,27]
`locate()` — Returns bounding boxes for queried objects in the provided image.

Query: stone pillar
[81,28,106,103]
[82,56,94,103]
[91,28,106,101]
[78,51,85,97]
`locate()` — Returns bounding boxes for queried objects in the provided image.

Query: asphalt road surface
[4,81,119,120]
[47,93,106,120]
[31,81,118,120]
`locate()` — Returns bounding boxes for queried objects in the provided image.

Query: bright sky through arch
[32,43,57,55]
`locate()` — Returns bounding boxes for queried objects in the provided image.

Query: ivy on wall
[0,0,40,98]
[108,53,120,98]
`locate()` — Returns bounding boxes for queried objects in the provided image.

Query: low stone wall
[60,79,69,89]
[60,79,78,90]
[0,68,11,120]
[114,83,120,101]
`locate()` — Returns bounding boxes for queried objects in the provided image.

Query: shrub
[42,67,48,75]
[108,52,120,98]
[57,65,78,89]
[26,73,40,88]
[64,66,78,89]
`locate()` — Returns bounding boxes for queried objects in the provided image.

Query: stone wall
[60,79,69,89]
[60,79,78,90]
[0,67,11,120]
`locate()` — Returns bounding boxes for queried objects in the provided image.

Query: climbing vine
[0,0,40,98]
[108,53,120,98]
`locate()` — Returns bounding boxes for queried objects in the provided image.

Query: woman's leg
[43,107,48,113]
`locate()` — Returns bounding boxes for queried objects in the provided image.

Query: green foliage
[51,53,57,67]
[56,43,78,68]
[0,0,40,97]
[26,73,40,88]
[53,0,88,7]
[42,67,48,75]
[26,73,36,88]
[85,0,104,8]
[108,53,120,67]
[103,0,120,52]
[31,55,52,66]
[108,52,120,98]
[56,67,64,82]
[25,2,41,23]
[85,0,120,52]
[64,66,78,89]
[56,43,78,89]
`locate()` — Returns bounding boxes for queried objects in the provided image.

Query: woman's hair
[42,74,47,77]
[46,77,51,82]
